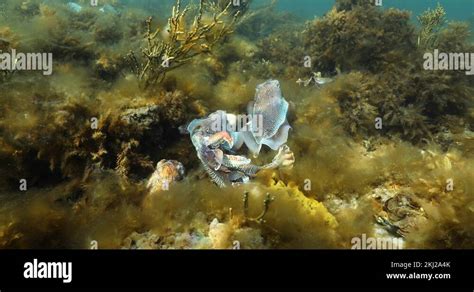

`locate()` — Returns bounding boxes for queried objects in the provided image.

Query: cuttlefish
[187,80,294,187]
[147,160,185,193]
[243,80,291,157]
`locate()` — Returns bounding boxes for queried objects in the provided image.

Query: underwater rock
[208,218,265,249]
[208,218,233,249]
[372,185,427,238]
[121,217,266,249]
[146,160,185,193]
[122,231,160,249]
[121,105,161,130]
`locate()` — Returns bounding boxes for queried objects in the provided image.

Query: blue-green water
[275,0,473,21]
[124,0,473,24]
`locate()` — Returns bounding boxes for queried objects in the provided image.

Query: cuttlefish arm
[203,145,295,188]
[206,131,234,149]
[262,144,295,170]
[228,145,295,178]
[200,160,228,188]
[201,148,224,171]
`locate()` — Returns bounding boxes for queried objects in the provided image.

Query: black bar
[0,250,472,290]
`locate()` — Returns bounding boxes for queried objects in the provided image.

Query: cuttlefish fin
[261,120,291,150]
[241,130,262,158]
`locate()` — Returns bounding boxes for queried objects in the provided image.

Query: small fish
[313,72,333,85]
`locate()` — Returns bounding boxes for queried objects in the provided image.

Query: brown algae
[0,0,473,249]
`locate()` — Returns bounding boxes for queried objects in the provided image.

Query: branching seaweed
[128,0,246,89]
[417,3,446,50]
[243,191,274,224]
